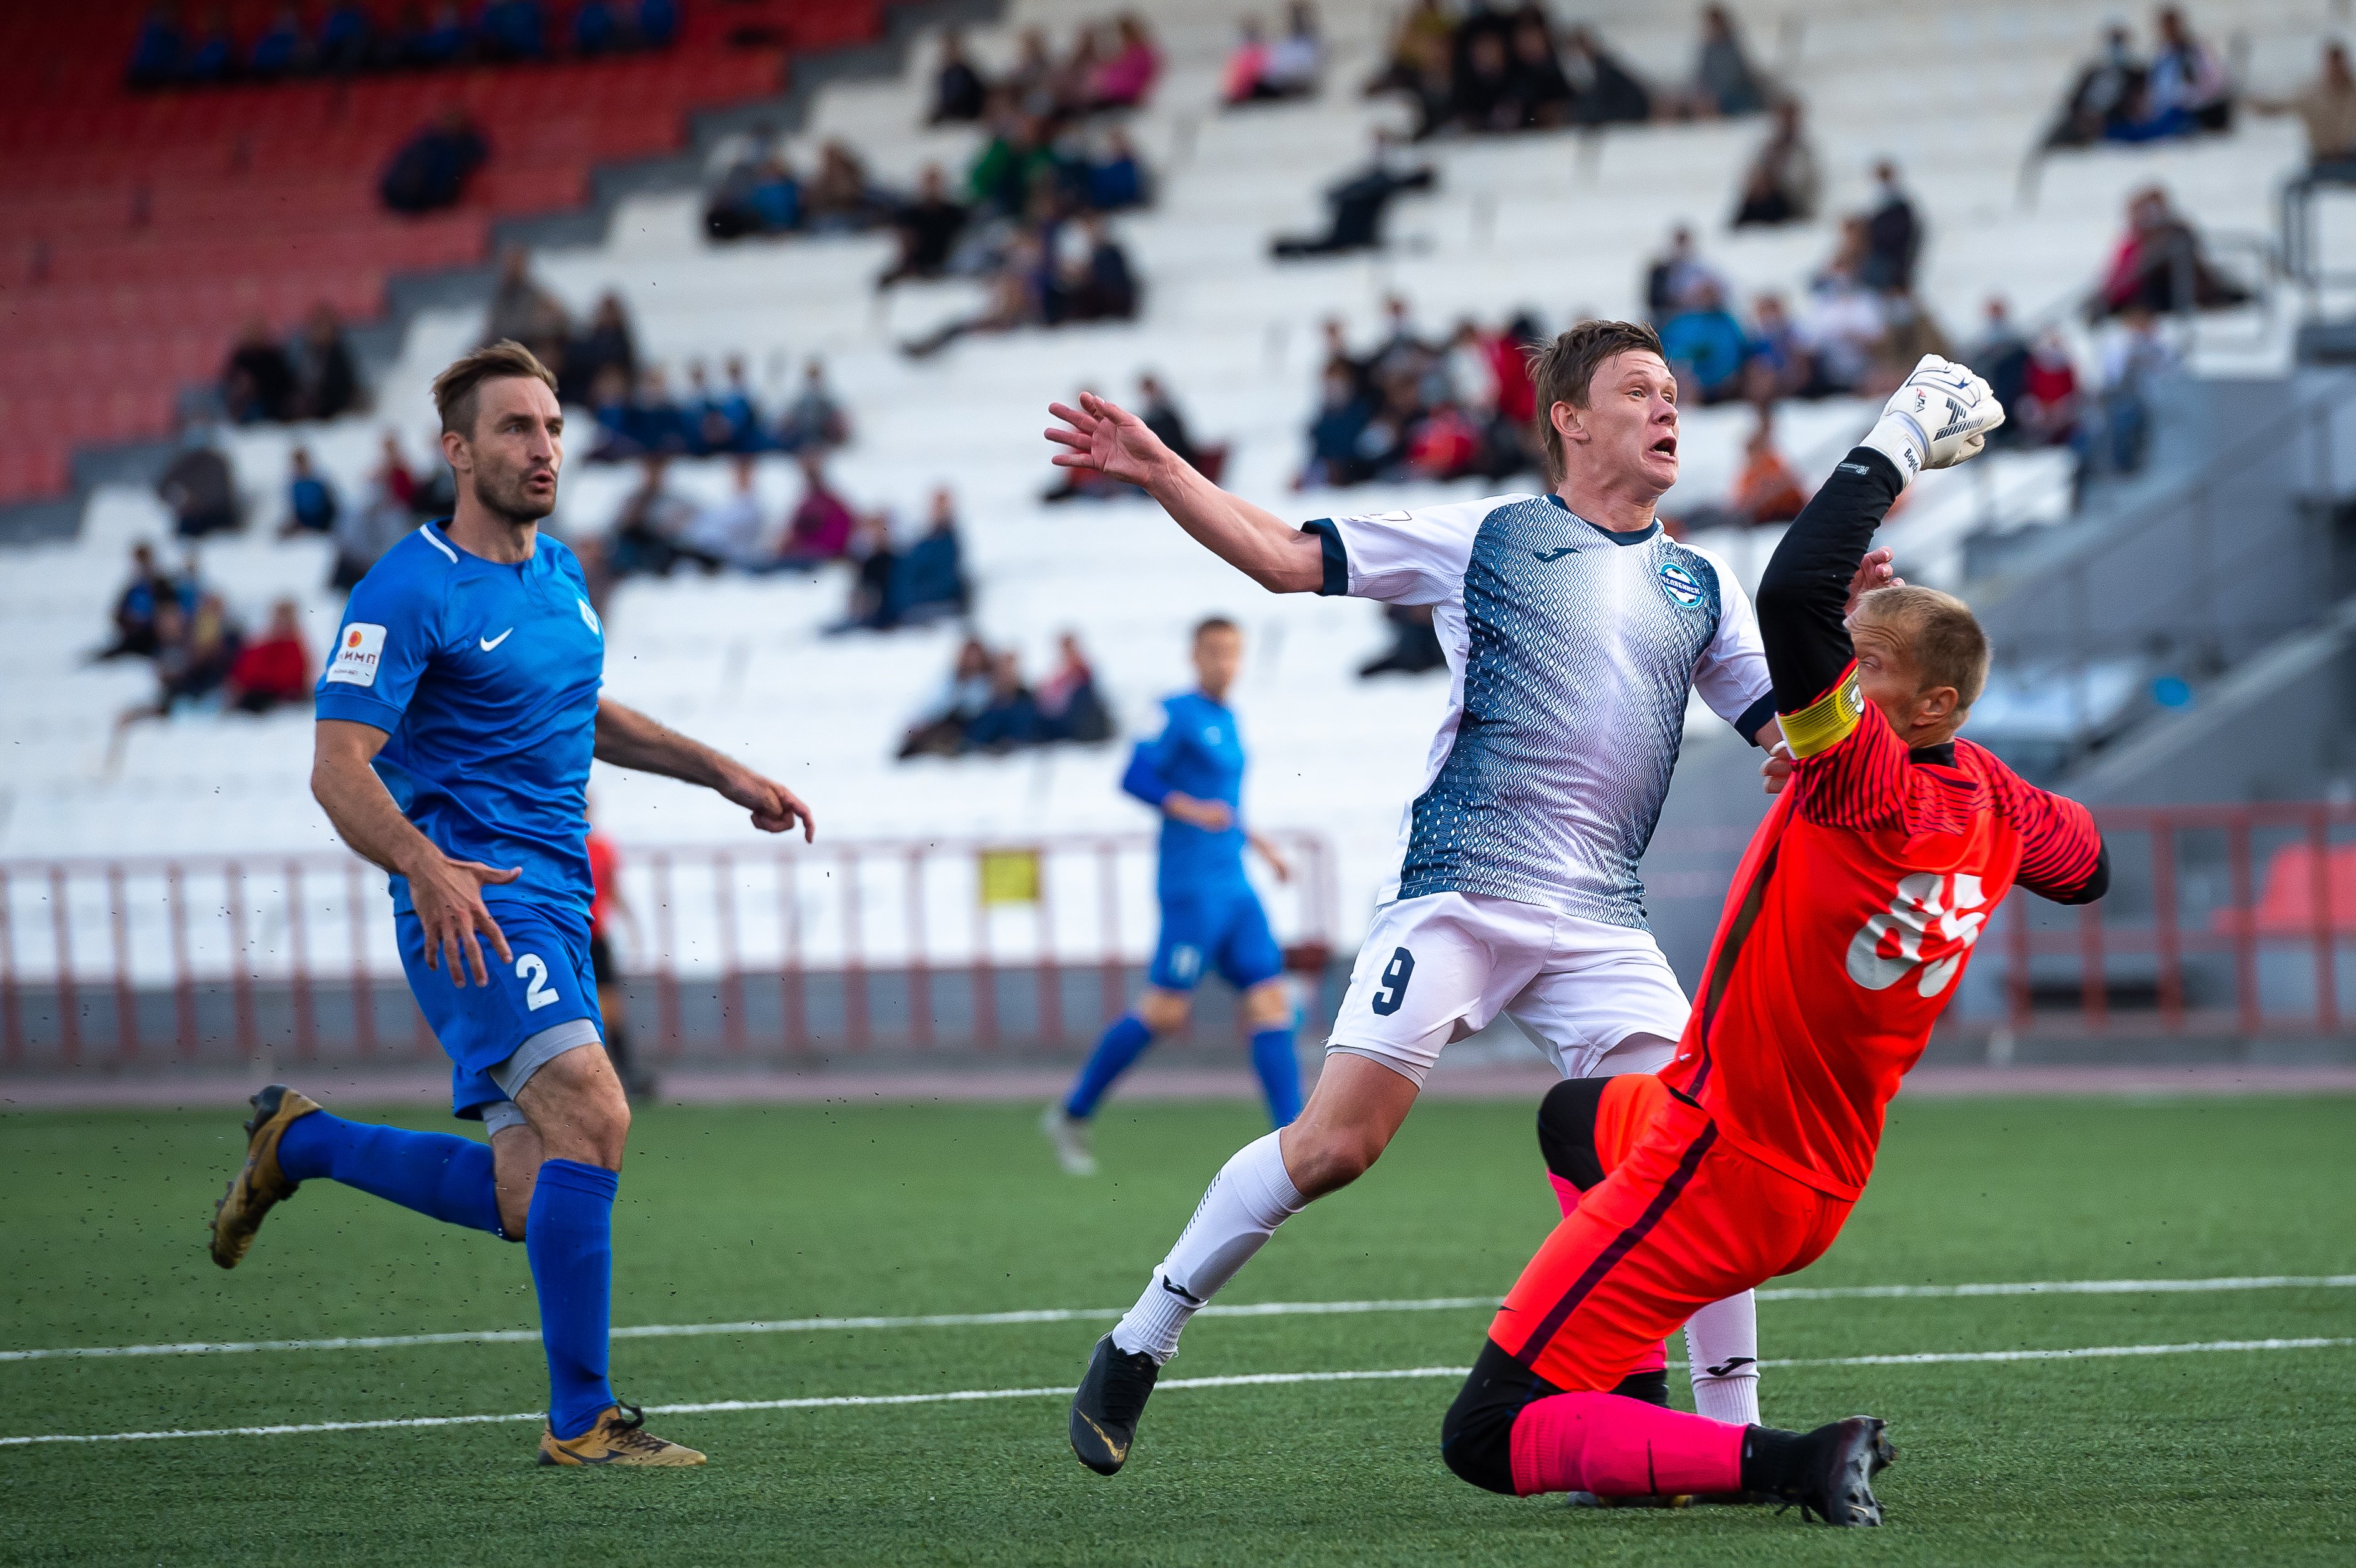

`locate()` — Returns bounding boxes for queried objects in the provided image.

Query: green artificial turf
[2,1094,2352,1565]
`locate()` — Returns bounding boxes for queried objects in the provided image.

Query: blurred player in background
[1440,359,2107,1525]
[1043,617,1299,1177]
[584,808,651,1100]
[207,340,814,1468]
[1052,321,1828,1476]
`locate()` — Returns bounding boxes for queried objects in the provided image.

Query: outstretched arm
[1046,393,1323,593]
[594,699,815,840]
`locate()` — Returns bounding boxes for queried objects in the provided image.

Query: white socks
[1111,1131,1306,1364]
[1684,1289,1762,1426]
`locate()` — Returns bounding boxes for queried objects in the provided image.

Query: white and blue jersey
[1122,691,1283,993]
[1304,496,1774,930]
[315,522,607,1115]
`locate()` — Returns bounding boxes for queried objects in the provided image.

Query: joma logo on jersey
[1657,562,1705,607]
[1847,872,1987,998]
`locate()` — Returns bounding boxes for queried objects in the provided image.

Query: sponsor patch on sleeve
[325,622,387,687]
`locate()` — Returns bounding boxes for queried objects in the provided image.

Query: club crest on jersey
[577,598,602,637]
[1657,561,1705,607]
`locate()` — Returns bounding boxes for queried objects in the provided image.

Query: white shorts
[1325,892,1690,1088]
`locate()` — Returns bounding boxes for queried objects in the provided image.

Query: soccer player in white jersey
[1052,320,1894,1476]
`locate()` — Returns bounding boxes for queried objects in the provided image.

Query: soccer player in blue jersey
[1043,618,1299,1176]
[206,341,814,1468]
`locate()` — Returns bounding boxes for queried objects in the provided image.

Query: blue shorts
[1147,883,1284,994]
[397,903,603,1120]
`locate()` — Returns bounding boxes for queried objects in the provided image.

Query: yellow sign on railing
[977,847,1042,906]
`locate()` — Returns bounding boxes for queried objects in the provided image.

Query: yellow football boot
[538,1405,706,1468]
[210,1084,321,1269]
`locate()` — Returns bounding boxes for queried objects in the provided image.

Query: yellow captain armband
[1780,668,1864,759]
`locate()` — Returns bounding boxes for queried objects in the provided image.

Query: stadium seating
[0,0,2332,961]
[0,1,890,504]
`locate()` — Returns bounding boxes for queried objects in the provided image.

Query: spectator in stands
[1227,4,1323,105]
[1446,26,1517,133]
[1658,281,1749,405]
[107,592,241,769]
[2092,185,2251,318]
[804,140,888,232]
[674,454,767,572]
[1359,604,1446,678]
[92,542,183,661]
[1048,213,1139,323]
[1868,290,1954,397]
[1561,26,1651,126]
[877,165,971,289]
[248,4,312,79]
[571,0,620,55]
[1731,99,1818,226]
[1088,127,1151,211]
[775,358,850,454]
[1136,374,1206,476]
[899,637,996,758]
[1505,14,1574,129]
[2252,42,2356,185]
[127,4,185,88]
[290,305,362,421]
[332,435,415,589]
[2147,6,2231,135]
[634,0,678,51]
[380,107,487,213]
[400,2,473,69]
[279,448,339,537]
[828,511,903,634]
[2047,24,2145,147]
[929,29,988,123]
[967,652,1043,753]
[317,1,374,70]
[1966,297,2032,441]
[774,455,856,567]
[901,234,1047,357]
[893,488,971,626]
[1641,224,1726,324]
[1676,408,1810,532]
[224,599,312,713]
[633,367,695,456]
[481,247,570,371]
[158,417,237,537]
[184,6,238,84]
[1685,4,1765,117]
[1741,291,1815,401]
[2014,331,2087,469]
[1270,129,1436,258]
[606,455,696,578]
[1222,17,1272,106]
[1088,14,1161,112]
[683,358,761,454]
[1037,633,1114,743]
[478,0,546,62]
[566,291,637,405]
[221,317,297,424]
[2100,304,2176,474]
[1800,234,1886,395]
[1860,160,1923,292]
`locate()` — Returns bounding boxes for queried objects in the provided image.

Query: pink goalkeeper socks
[1507,1392,1745,1498]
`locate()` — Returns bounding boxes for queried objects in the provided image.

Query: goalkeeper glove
[1860,354,2006,484]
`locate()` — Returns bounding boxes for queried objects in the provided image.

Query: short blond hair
[1855,584,1989,712]
[431,340,558,438]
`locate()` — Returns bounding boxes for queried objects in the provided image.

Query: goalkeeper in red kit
[1437,357,2110,1526]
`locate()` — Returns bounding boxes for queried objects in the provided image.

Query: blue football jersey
[314,522,604,919]
[1122,691,1250,896]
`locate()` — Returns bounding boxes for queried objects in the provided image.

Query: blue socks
[275,1110,503,1236]
[528,1158,620,1440]
[1251,1026,1302,1127]
[1065,1013,1156,1119]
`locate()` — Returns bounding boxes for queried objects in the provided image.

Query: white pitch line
[2,1339,2348,1449]
[7,1274,2354,1365]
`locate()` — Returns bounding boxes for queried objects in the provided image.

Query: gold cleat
[210,1084,321,1269]
[538,1405,706,1468]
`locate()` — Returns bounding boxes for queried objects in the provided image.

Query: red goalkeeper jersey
[1659,663,2104,1200]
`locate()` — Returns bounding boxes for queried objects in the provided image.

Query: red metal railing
[0,831,1339,1068]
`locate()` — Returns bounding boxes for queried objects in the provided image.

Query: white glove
[1860,354,2006,484]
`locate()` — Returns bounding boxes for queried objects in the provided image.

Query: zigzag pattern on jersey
[1791,706,2103,895]
[1398,499,1725,928]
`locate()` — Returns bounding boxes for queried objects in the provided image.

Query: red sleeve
[1969,743,2107,902]
[1787,673,1909,831]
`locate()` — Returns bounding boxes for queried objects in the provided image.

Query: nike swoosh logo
[1532,547,1577,562]
[1074,1411,1127,1463]
[479,629,513,651]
